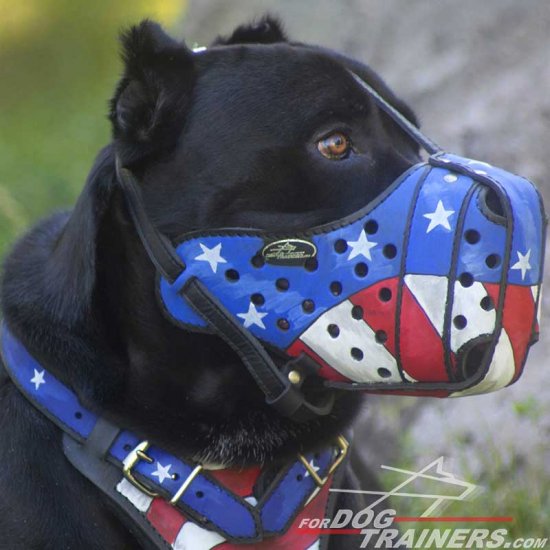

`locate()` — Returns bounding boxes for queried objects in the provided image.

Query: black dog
[0,17,420,549]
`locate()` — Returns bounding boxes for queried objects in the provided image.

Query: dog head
[1,17,422,465]
[110,18,420,233]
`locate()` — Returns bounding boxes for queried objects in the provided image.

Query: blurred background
[1,0,548,538]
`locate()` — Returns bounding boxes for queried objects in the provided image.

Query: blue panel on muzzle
[158,152,545,397]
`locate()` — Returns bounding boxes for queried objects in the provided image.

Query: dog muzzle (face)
[157,152,545,397]
[116,71,546,408]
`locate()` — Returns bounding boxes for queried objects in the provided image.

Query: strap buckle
[298,435,349,487]
[122,441,158,497]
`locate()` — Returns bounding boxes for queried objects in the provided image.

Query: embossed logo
[261,239,317,266]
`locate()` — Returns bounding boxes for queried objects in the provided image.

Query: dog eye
[317,132,352,160]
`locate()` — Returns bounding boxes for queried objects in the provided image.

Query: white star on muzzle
[347,230,377,261]
[237,303,267,329]
[423,200,455,233]
[511,249,532,280]
[194,242,227,273]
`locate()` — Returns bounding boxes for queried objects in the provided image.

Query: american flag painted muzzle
[117,72,546,410]
[157,151,545,398]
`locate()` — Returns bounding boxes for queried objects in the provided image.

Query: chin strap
[182,277,335,420]
[116,161,335,423]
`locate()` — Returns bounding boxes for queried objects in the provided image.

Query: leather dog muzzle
[116,71,546,414]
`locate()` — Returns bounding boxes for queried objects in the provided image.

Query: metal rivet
[277,318,290,331]
[288,370,302,385]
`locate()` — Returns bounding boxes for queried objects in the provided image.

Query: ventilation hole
[334,239,348,253]
[172,473,180,481]
[364,220,379,234]
[123,444,132,452]
[461,342,490,380]
[379,287,392,302]
[251,293,265,306]
[480,295,494,311]
[304,258,318,271]
[351,347,364,361]
[351,305,364,320]
[464,229,480,244]
[327,324,340,338]
[74,411,83,419]
[276,278,290,291]
[196,491,204,499]
[482,187,505,218]
[453,315,468,330]
[383,244,397,259]
[459,272,474,287]
[377,367,392,378]
[296,474,303,482]
[225,269,240,282]
[277,318,290,331]
[355,263,368,277]
[375,330,388,344]
[485,254,501,269]
[251,255,265,268]
[330,281,342,296]
[302,299,315,313]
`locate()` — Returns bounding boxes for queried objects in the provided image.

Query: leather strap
[181,278,334,421]
[63,430,169,550]
[116,160,185,284]
[348,70,442,154]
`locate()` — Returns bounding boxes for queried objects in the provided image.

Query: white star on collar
[237,303,267,329]
[511,249,532,280]
[304,459,321,478]
[194,242,227,273]
[347,230,377,261]
[152,462,173,484]
[30,369,46,391]
[423,200,455,233]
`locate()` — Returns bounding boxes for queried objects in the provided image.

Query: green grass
[378,431,550,540]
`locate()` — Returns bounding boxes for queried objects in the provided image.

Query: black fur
[212,15,288,46]
[0,18,420,549]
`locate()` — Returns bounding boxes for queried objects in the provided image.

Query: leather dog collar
[0,325,348,549]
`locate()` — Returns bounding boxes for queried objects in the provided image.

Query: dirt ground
[181,0,550,490]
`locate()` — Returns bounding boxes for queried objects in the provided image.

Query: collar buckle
[122,441,158,497]
[298,435,349,488]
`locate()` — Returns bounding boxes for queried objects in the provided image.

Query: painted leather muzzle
[113,71,546,403]
[158,152,546,397]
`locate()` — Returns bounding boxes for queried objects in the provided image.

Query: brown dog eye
[317,132,351,159]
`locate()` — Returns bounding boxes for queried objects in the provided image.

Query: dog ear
[212,15,287,46]
[110,20,195,166]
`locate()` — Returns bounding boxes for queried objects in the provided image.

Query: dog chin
[188,392,363,467]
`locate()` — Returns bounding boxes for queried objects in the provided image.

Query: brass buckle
[170,464,203,506]
[298,435,349,488]
[122,441,158,497]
